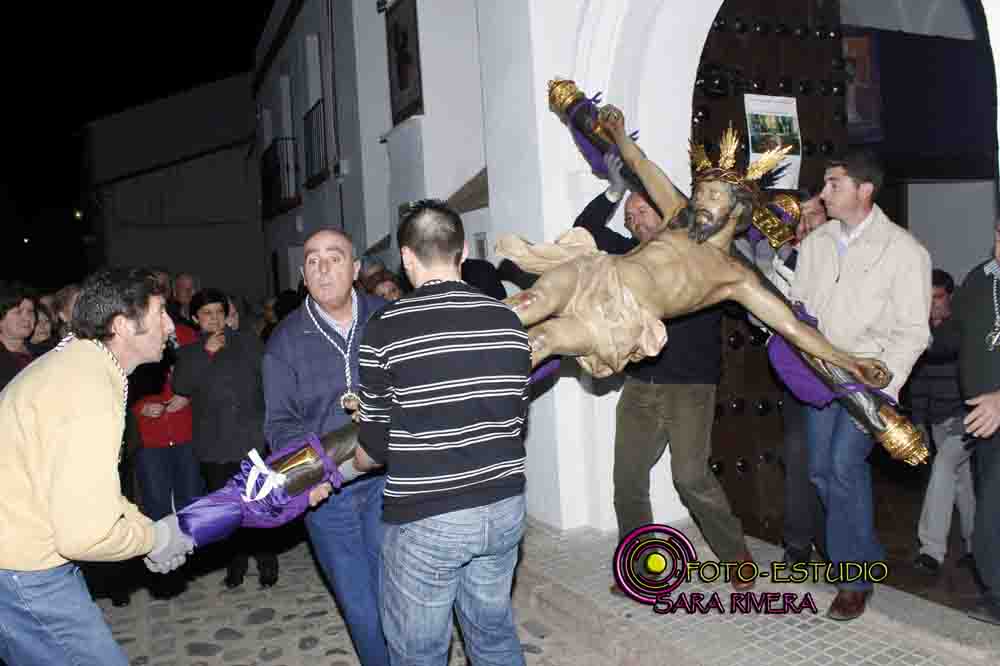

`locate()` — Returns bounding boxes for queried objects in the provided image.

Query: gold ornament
[690,124,796,248]
[689,123,793,194]
[875,404,930,466]
[689,140,712,173]
[548,79,583,116]
[717,124,740,171]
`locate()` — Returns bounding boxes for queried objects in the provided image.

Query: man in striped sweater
[355,199,531,665]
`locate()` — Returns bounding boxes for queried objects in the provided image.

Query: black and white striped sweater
[357,280,531,523]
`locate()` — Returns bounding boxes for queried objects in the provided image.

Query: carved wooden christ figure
[497,105,890,391]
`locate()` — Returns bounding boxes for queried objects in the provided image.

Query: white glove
[604,153,628,201]
[144,513,195,574]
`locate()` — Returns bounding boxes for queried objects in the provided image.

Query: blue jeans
[381,494,526,666]
[135,444,204,520]
[305,473,387,666]
[974,430,1000,607]
[0,563,129,665]
[806,402,885,591]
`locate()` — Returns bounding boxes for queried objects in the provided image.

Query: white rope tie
[242,449,287,502]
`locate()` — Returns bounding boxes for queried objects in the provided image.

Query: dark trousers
[136,445,204,520]
[613,379,746,560]
[200,462,277,577]
[780,392,826,555]
[974,432,1000,606]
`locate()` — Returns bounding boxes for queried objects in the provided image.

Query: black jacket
[173,328,267,462]
[573,192,722,385]
[0,346,31,393]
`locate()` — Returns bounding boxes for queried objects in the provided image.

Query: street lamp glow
[73,210,83,220]
[22,238,29,244]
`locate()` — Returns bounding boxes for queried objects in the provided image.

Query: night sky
[0,2,275,288]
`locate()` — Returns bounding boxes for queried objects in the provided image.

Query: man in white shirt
[790,150,931,620]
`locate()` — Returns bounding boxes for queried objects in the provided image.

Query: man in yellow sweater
[0,268,194,665]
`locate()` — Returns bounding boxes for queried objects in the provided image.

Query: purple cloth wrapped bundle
[177,434,338,548]
[568,95,614,177]
[177,364,559,549]
[766,304,892,408]
[566,94,640,178]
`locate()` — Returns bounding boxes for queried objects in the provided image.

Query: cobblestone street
[103,520,1000,666]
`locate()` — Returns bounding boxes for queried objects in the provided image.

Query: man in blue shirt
[262,229,388,665]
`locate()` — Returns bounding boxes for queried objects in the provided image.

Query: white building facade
[255,0,1000,534]
[85,75,266,302]
[254,0,394,290]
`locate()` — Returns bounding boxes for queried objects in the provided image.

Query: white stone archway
[480,0,997,532]
[535,0,728,533]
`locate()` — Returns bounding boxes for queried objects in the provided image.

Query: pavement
[100,518,1000,666]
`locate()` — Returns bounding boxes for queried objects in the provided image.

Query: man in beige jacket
[791,150,932,620]
[0,268,195,665]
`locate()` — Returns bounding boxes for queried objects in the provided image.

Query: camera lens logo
[613,524,698,604]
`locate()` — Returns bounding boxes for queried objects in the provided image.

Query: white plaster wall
[475,0,564,528]
[256,0,344,273]
[460,207,494,262]
[255,0,392,285]
[472,0,725,531]
[416,0,487,202]
[87,75,255,183]
[906,181,997,284]
[842,0,977,39]
[385,116,427,219]
[86,74,266,301]
[350,0,393,254]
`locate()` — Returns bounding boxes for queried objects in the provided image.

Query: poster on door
[743,94,801,190]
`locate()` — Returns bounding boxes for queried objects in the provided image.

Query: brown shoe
[826,590,871,621]
[731,550,756,591]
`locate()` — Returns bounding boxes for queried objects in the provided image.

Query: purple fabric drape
[568,96,614,177]
[766,304,893,408]
[177,435,338,548]
[177,364,559,549]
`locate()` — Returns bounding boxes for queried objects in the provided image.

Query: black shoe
[257,557,279,588]
[783,545,812,567]
[224,564,247,589]
[913,553,941,575]
[827,590,871,621]
[957,553,976,570]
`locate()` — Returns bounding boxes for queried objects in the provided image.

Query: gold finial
[876,405,930,466]
[689,140,712,173]
[745,144,794,182]
[548,79,584,117]
[717,124,740,171]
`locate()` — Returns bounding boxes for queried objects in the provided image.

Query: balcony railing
[304,99,330,188]
[261,137,301,220]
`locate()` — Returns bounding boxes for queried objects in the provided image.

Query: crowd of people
[1,105,999,666]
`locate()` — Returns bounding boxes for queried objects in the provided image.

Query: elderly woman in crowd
[172,288,278,588]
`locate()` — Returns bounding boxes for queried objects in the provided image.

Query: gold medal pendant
[987,328,1000,352]
[340,391,361,412]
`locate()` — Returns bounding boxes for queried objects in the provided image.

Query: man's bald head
[304,228,356,258]
[624,192,664,243]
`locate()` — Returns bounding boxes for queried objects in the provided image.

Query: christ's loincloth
[497,228,667,377]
